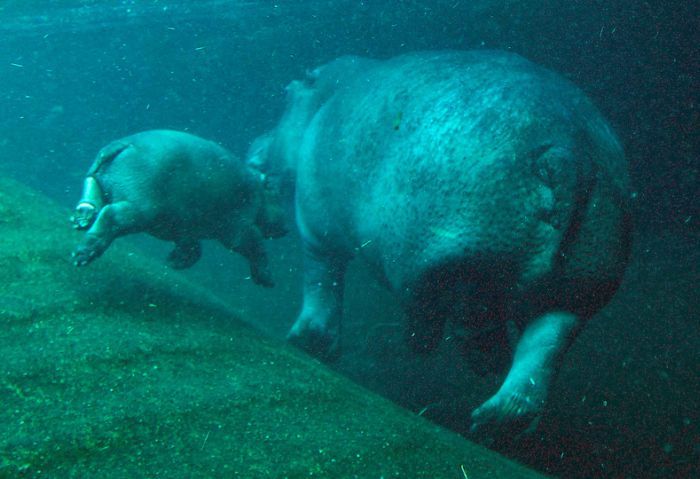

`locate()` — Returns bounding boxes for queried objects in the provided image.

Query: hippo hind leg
[72,200,141,266]
[458,320,514,377]
[405,263,483,354]
[71,177,104,230]
[405,292,449,354]
[470,310,580,435]
[167,239,202,269]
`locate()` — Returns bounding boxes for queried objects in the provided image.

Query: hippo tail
[86,139,132,177]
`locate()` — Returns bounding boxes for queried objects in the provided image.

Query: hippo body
[250,51,632,431]
[72,129,285,286]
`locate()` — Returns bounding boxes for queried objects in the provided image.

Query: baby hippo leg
[470,310,580,434]
[72,201,141,266]
[167,239,202,269]
[71,177,104,230]
[221,224,274,288]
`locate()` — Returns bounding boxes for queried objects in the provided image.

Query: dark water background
[1,1,698,477]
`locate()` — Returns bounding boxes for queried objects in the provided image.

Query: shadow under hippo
[72,129,286,287]
[248,51,632,434]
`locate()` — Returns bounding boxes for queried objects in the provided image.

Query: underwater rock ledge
[0,175,547,478]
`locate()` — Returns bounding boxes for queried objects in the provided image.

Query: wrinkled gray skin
[248,51,632,434]
[72,129,285,287]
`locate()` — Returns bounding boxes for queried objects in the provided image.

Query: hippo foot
[287,318,340,362]
[72,247,95,267]
[72,233,110,267]
[72,245,96,267]
[470,387,544,437]
[71,203,98,230]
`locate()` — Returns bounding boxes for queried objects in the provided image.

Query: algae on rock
[0,176,547,478]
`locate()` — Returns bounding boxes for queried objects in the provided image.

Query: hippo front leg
[470,310,580,434]
[287,247,347,361]
[72,201,141,266]
[221,225,274,288]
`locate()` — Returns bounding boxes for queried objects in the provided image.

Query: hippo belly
[256,50,632,433]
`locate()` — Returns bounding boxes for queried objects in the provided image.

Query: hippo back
[92,130,258,235]
[293,50,631,316]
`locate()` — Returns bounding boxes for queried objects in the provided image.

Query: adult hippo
[249,51,632,432]
[72,129,285,286]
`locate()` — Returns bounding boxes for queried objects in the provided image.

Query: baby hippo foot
[72,234,109,266]
[167,241,202,269]
[71,203,98,230]
[250,262,274,288]
[287,313,340,362]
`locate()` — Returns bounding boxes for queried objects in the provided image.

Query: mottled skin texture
[72,129,285,287]
[249,51,632,433]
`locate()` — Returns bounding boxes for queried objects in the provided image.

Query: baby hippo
[71,129,285,286]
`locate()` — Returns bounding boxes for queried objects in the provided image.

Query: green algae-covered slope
[0,176,546,478]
